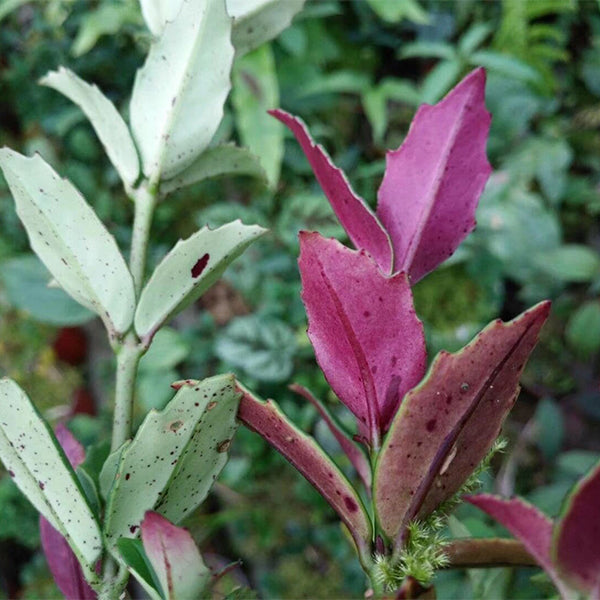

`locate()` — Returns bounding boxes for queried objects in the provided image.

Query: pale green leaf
[232,45,283,188]
[139,0,183,36]
[160,143,266,195]
[40,67,140,187]
[0,149,136,336]
[99,441,131,502]
[135,220,266,339]
[103,375,240,551]
[130,0,234,183]
[0,379,102,579]
[228,0,305,56]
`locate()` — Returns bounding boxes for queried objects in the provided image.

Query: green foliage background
[1,0,600,597]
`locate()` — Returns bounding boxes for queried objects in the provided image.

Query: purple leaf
[299,232,426,444]
[377,68,492,282]
[40,424,96,600]
[141,511,209,600]
[290,383,372,491]
[374,301,550,543]
[237,383,372,561]
[467,494,573,599]
[271,109,393,273]
[554,459,600,593]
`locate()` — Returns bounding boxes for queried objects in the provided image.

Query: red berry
[53,327,88,366]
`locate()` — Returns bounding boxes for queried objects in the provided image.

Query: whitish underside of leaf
[0,149,136,336]
[103,375,239,552]
[0,379,102,574]
[229,0,306,57]
[135,220,266,339]
[130,0,234,182]
[40,67,140,187]
[139,0,184,36]
[160,143,266,195]
[374,301,550,544]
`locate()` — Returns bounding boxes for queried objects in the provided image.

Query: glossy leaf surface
[160,143,266,195]
[467,494,573,599]
[40,425,96,600]
[141,512,209,600]
[229,0,305,56]
[103,375,239,551]
[377,68,491,282]
[130,0,233,182]
[554,459,600,593]
[135,220,266,339]
[273,110,392,273]
[0,380,102,577]
[0,149,135,336]
[299,232,426,442]
[40,67,139,187]
[374,302,550,542]
[237,383,372,559]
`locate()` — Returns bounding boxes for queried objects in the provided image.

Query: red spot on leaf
[426,419,437,432]
[129,525,138,534]
[344,496,358,512]
[191,254,210,278]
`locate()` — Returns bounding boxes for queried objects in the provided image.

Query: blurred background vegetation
[1,0,600,597]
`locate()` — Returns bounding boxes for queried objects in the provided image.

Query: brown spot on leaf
[217,439,231,453]
[191,253,210,278]
[207,401,217,411]
[169,420,184,432]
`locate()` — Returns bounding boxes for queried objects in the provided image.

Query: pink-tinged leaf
[554,459,600,593]
[374,301,550,543]
[40,520,97,600]
[237,383,372,561]
[40,424,95,600]
[377,68,492,282]
[141,511,209,600]
[467,495,573,599]
[290,383,372,491]
[54,424,85,468]
[271,109,393,273]
[299,232,426,444]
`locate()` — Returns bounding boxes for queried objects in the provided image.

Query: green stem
[111,336,143,451]
[129,184,157,296]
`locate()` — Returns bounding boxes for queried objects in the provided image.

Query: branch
[443,538,538,569]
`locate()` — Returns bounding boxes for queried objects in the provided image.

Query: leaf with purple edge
[467,494,574,599]
[289,383,372,491]
[553,458,600,594]
[272,110,393,273]
[376,68,492,282]
[299,231,426,445]
[141,511,209,600]
[374,301,550,544]
[40,424,96,600]
[236,383,372,562]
